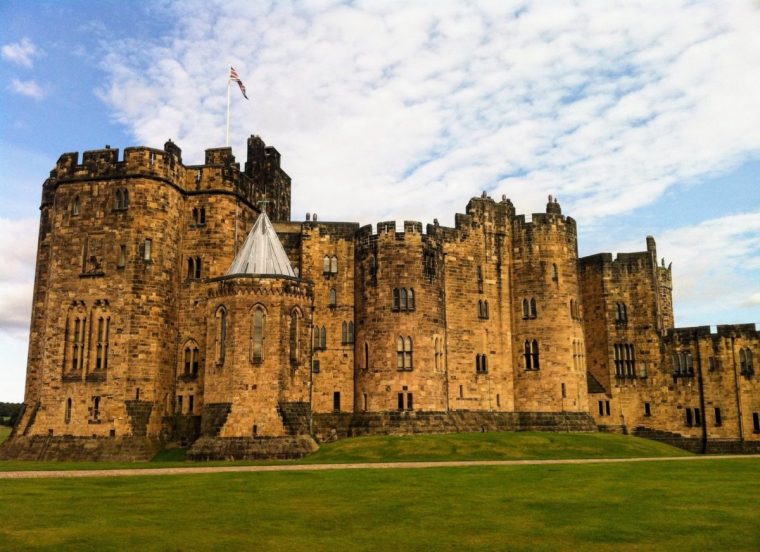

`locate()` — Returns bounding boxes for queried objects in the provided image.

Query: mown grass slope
[0,432,689,471]
[0,459,758,551]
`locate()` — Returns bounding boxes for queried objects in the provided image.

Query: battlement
[579,240,658,272]
[666,324,758,342]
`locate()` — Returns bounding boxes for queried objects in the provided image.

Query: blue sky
[1,0,759,401]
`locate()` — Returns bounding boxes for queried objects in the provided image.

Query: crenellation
[5,134,758,462]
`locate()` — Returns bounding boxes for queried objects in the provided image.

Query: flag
[229,66,248,99]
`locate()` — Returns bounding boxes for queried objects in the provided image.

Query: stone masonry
[1,134,757,460]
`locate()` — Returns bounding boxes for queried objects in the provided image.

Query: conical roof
[226,211,296,277]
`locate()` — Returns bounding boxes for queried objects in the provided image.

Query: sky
[1,0,759,402]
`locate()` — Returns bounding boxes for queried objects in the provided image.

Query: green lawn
[0,459,757,551]
[0,426,10,444]
[0,432,689,471]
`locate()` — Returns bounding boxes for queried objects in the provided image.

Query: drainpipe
[694,330,707,454]
[442,251,450,413]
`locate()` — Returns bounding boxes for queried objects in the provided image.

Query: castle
[2,135,758,460]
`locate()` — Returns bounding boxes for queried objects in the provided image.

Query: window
[530,298,537,318]
[477,266,484,292]
[65,308,87,373]
[714,407,722,427]
[740,348,754,375]
[192,207,206,225]
[753,412,760,433]
[333,392,341,412]
[397,336,413,370]
[323,256,331,274]
[476,354,488,374]
[459,385,464,399]
[348,322,354,344]
[312,360,320,373]
[330,255,338,274]
[615,343,636,377]
[364,342,369,370]
[644,402,651,417]
[341,321,355,345]
[605,401,611,416]
[94,315,110,371]
[187,257,195,279]
[91,396,101,421]
[195,169,202,189]
[561,382,566,398]
[523,298,537,319]
[143,239,152,261]
[392,288,415,311]
[118,245,127,268]
[289,309,301,365]
[524,340,540,370]
[615,302,628,326]
[478,300,489,319]
[64,398,72,424]
[251,308,265,363]
[328,288,337,307]
[188,395,194,414]
[363,393,368,411]
[524,340,532,370]
[496,394,501,407]
[434,337,443,371]
[694,407,702,425]
[531,340,540,369]
[397,392,413,411]
[149,151,156,166]
[176,395,183,414]
[424,251,435,278]
[522,299,529,319]
[72,195,80,216]
[369,255,377,277]
[598,400,604,416]
[685,408,693,427]
[551,263,558,282]
[215,307,227,364]
[114,188,129,210]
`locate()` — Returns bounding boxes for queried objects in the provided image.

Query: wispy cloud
[618,210,760,326]
[9,78,45,100]
[1,38,40,68]
[96,0,760,227]
[0,218,37,337]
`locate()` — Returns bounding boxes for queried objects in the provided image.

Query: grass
[0,426,10,445]
[0,432,689,471]
[0,459,758,551]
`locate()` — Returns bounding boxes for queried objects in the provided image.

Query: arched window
[551,263,559,282]
[330,255,338,274]
[524,340,532,370]
[320,326,327,350]
[746,349,754,373]
[195,257,202,278]
[393,288,400,310]
[328,288,337,307]
[215,307,227,364]
[477,266,484,292]
[530,298,537,318]
[94,315,110,371]
[400,288,408,310]
[341,321,348,344]
[323,256,330,274]
[408,289,415,310]
[522,299,529,319]
[115,188,129,210]
[187,257,195,279]
[64,398,72,424]
[182,340,200,375]
[251,307,265,363]
[397,336,404,370]
[72,195,80,216]
[198,207,206,225]
[531,340,540,369]
[476,354,488,374]
[289,308,300,364]
[405,337,413,370]
[348,322,354,344]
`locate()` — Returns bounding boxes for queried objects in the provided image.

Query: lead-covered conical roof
[226,211,296,277]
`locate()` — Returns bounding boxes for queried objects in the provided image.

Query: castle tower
[510,196,588,413]
[199,211,313,439]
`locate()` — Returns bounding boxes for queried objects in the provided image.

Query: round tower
[354,221,447,413]
[510,196,588,413]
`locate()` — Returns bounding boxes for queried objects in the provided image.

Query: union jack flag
[229,66,248,99]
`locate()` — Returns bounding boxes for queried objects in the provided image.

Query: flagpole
[226,76,231,147]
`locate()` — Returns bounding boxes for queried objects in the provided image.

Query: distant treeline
[0,402,22,427]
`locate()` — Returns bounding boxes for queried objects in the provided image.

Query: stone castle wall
[5,135,758,460]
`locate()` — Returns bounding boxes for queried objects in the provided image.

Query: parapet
[666,324,758,342]
[205,147,237,166]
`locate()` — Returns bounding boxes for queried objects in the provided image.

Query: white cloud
[8,78,45,100]
[0,218,36,336]
[617,211,760,326]
[1,38,39,68]
[95,0,760,228]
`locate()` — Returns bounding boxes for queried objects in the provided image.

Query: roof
[586,372,608,395]
[226,211,296,277]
